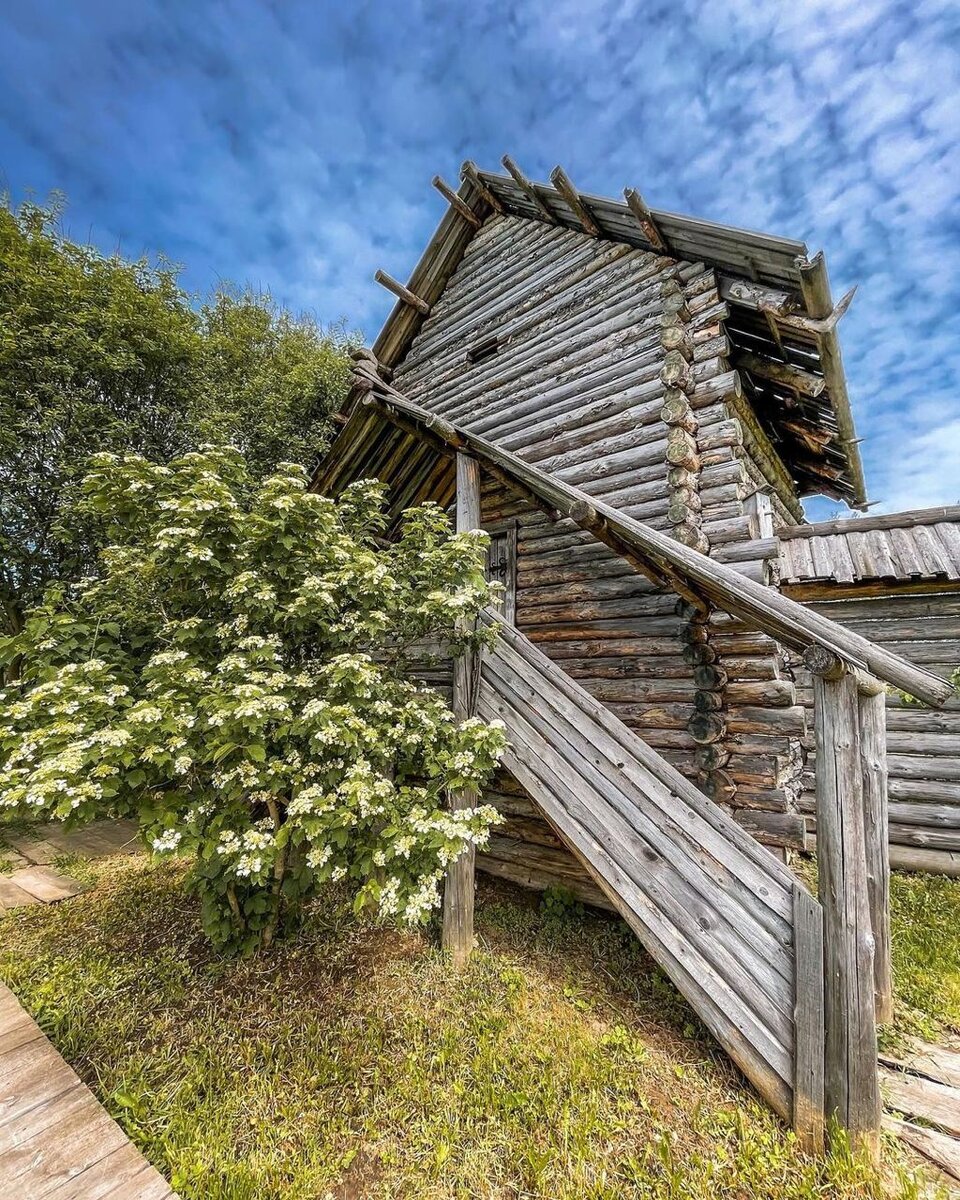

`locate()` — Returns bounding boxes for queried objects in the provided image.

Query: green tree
[0,197,353,640]
[0,449,505,953]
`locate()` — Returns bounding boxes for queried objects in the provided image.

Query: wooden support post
[807,647,882,1160]
[793,883,826,1152]
[858,677,893,1025]
[442,452,482,966]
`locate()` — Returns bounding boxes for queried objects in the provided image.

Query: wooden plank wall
[791,590,960,869]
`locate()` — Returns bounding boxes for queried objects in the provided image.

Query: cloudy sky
[1,0,958,517]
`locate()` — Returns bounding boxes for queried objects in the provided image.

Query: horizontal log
[362,379,954,706]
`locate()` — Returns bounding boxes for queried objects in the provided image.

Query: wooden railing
[343,383,954,1158]
[478,609,826,1149]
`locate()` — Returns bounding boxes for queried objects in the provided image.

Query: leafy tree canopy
[0,196,355,637]
[0,449,505,953]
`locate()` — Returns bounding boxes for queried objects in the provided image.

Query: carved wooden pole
[442,452,482,965]
[857,675,893,1025]
[805,646,881,1160]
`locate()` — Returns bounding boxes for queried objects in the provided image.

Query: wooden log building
[313,159,957,1151]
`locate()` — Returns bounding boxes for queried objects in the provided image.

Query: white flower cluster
[152,828,182,854]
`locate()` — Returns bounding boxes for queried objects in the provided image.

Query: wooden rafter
[549,166,600,237]
[501,155,558,224]
[374,270,431,315]
[733,350,826,397]
[623,187,667,252]
[432,176,482,229]
[459,160,505,214]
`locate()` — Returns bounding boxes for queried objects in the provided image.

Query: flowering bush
[0,447,506,952]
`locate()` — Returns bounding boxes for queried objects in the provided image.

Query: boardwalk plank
[5,1103,127,1198]
[0,877,42,908]
[7,868,86,904]
[0,986,178,1199]
[881,1066,960,1136]
[45,1144,173,1200]
[885,1116,960,1183]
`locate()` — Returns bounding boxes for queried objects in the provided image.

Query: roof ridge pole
[500,154,559,224]
[549,165,600,237]
[431,175,483,229]
[623,187,668,252]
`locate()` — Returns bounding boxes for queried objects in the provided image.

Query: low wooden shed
[776,507,960,875]
[313,159,955,1152]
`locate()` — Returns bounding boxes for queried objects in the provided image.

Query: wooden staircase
[476,610,824,1142]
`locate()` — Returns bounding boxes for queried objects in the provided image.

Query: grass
[0,846,951,1200]
[888,871,960,1043]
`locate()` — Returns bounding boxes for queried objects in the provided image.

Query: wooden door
[485,523,517,624]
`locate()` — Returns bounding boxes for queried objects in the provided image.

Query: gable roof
[778,506,960,589]
[370,159,866,508]
[317,360,952,707]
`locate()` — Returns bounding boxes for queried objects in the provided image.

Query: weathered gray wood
[550,166,600,237]
[880,1067,960,1137]
[879,1040,960,1090]
[357,374,953,706]
[884,1116,960,1183]
[792,883,825,1152]
[501,155,559,224]
[476,633,797,1119]
[0,984,178,1199]
[441,453,482,966]
[374,269,431,315]
[431,175,483,228]
[858,687,892,1024]
[812,667,881,1157]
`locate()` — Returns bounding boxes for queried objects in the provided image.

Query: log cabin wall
[788,588,960,873]
[388,213,809,885]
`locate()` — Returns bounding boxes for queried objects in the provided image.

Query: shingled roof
[369,158,866,507]
[778,506,960,590]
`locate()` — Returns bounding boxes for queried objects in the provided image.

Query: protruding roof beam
[374,269,431,315]
[718,275,799,315]
[623,187,667,252]
[549,165,600,237]
[460,161,504,214]
[501,155,558,224]
[431,176,482,229]
[774,287,857,336]
[733,350,826,397]
[796,251,867,508]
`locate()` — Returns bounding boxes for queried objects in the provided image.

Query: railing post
[857,675,893,1025]
[442,452,482,966]
[805,646,881,1160]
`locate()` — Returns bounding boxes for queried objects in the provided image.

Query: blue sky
[1,0,958,517]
